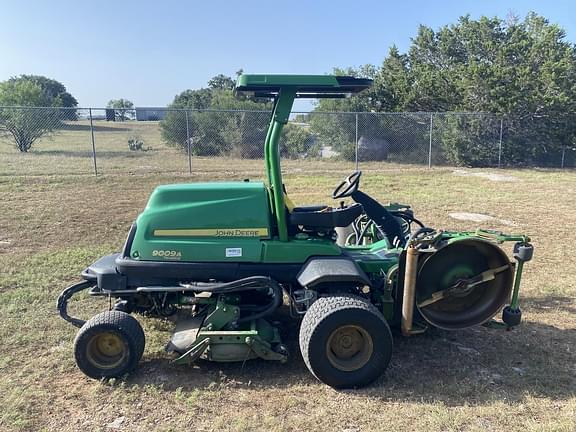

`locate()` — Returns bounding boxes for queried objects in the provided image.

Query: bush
[439,115,500,167]
[127,136,148,151]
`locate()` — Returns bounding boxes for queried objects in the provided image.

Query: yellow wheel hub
[326,325,373,372]
[86,332,127,369]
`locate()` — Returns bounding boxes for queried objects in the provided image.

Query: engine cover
[129,181,272,262]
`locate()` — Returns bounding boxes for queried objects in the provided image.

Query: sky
[0,0,574,111]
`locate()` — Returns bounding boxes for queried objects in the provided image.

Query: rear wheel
[299,295,393,389]
[74,311,145,379]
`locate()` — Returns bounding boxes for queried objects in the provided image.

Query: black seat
[289,203,363,228]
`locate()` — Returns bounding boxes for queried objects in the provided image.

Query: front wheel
[74,310,145,379]
[299,295,393,389]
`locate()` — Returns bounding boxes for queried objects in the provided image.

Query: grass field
[0,124,575,431]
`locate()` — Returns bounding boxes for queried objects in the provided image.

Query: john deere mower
[58,75,533,388]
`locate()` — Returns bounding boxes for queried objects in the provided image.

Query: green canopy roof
[235,74,372,98]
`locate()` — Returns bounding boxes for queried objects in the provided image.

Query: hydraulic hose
[183,276,279,293]
[407,227,436,245]
[56,280,94,328]
[237,282,283,323]
[393,211,426,229]
[182,276,283,323]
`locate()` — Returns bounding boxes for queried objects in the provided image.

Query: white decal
[225,248,242,258]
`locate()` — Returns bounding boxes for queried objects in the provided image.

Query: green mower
[58,74,533,388]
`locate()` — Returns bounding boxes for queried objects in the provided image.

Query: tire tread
[299,294,392,388]
[73,310,145,379]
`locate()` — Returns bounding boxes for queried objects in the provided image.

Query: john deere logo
[154,228,269,237]
[215,229,261,237]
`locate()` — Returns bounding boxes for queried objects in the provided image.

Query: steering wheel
[332,171,362,199]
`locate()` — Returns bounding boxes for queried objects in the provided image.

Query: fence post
[561,146,566,169]
[355,113,359,170]
[498,117,504,168]
[185,110,192,174]
[428,113,433,168]
[88,108,98,176]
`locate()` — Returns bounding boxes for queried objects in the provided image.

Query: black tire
[299,295,393,389]
[73,311,145,379]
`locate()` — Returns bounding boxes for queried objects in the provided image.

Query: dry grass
[0,126,575,431]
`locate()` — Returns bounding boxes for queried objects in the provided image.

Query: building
[135,107,167,121]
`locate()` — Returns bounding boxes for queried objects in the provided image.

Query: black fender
[296,257,371,288]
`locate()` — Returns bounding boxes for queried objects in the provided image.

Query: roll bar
[235,74,372,241]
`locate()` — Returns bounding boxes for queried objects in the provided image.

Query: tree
[8,74,78,120]
[208,74,235,90]
[280,123,317,159]
[314,13,576,166]
[309,111,357,160]
[167,88,213,110]
[0,78,64,152]
[209,89,271,158]
[15,75,78,108]
[160,88,218,154]
[161,74,271,157]
[107,99,135,121]
[410,13,576,165]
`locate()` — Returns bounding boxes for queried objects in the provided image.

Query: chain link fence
[0,106,574,176]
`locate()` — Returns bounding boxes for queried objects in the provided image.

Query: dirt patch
[449,212,494,222]
[453,169,518,182]
[448,212,518,226]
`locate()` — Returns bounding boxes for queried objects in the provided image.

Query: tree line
[157,13,576,166]
[1,12,574,166]
[314,13,576,166]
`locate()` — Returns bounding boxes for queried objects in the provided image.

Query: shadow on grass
[123,302,575,406]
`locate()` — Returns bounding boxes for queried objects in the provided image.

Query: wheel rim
[86,332,127,369]
[326,325,373,372]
